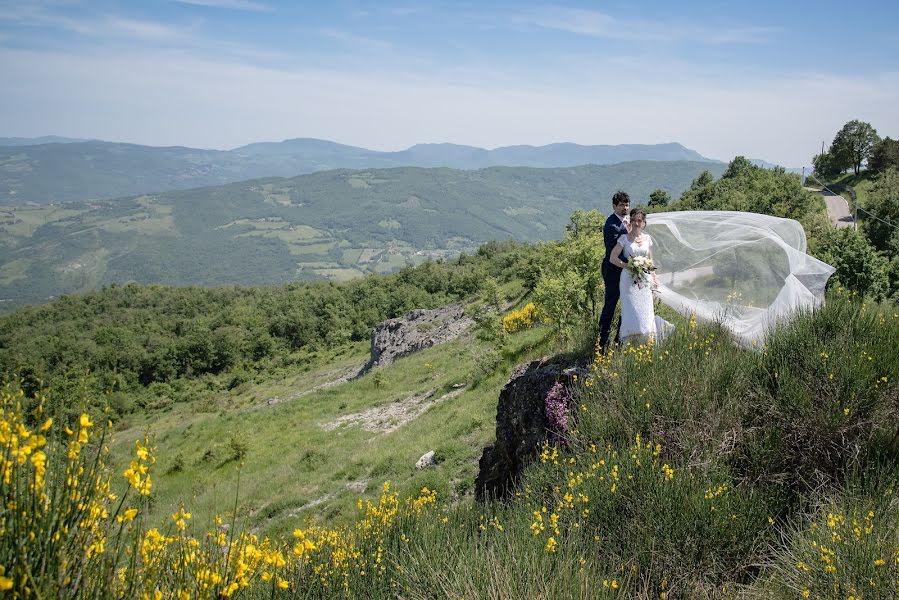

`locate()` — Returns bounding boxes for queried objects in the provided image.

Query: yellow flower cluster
[123,437,154,496]
[783,503,899,599]
[0,390,124,595]
[503,302,540,333]
[530,434,675,554]
[1,389,447,598]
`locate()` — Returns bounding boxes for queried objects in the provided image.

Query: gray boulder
[474,357,583,501]
[360,304,473,375]
[416,450,437,470]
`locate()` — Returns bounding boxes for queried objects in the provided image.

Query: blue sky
[1,1,898,166]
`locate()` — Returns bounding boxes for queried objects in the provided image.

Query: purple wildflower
[544,382,572,441]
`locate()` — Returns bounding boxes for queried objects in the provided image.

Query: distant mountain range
[0,136,723,205]
[0,160,726,310]
[0,136,91,146]
[749,158,805,174]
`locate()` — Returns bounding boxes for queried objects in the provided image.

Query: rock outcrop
[360,304,473,374]
[416,451,437,470]
[474,357,584,501]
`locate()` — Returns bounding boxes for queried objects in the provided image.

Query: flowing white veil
[644,211,836,347]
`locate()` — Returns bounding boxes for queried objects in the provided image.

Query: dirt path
[320,385,466,433]
[251,363,366,410]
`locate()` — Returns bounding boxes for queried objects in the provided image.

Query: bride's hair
[629,207,647,221]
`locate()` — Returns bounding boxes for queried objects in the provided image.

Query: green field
[107,323,553,538]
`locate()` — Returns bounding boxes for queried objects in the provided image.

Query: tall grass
[2,295,897,598]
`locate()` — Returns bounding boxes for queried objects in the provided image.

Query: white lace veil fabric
[644,211,836,347]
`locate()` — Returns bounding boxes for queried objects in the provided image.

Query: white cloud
[173,0,270,11]
[318,28,393,51]
[103,16,188,40]
[0,6,191,40]
[519,6,776,44]
[1,47,897,167]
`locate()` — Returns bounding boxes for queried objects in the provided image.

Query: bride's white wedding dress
[618,234,658,344]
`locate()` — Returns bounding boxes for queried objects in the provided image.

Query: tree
[863,167,899,253]
[648,189,671,208]
[564,209,604,239]
[868,137,899,174]
[535,211,606,320]
[722,156,757,180]
[690,170,715,190]
[532,271,586,345]
[812,151,842,179]
[812,227,889,299]
[831,119,880,176]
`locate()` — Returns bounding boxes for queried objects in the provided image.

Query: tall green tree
[560,210,605,319]
[690,170,715,190]
[868,137,899,174]
[812,151,842,179]
[863,167,899,254]
[831,119,880,176]
[671,157,816,220]
[532,271,586,345]
[722,156,757,180]
[648,189,671,208]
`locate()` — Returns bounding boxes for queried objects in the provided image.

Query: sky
[1,1,898,167]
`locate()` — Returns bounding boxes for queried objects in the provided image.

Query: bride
[608,208,660,345]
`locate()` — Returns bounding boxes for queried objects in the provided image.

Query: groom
[598,191,630,352]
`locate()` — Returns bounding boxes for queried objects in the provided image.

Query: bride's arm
[610,242,627,269]
[649,242,660,288]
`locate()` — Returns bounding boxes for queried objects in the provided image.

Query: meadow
[3,292,897,599]
[3,159,897,597]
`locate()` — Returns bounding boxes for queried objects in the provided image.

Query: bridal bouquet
[627,256,656,288]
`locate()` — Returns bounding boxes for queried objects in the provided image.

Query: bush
[811,227,890,299]
[228,432,249,462]
[502,303,540,333]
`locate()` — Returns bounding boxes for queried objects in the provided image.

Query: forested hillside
[0,161,725,311]
[0,241,530,418]
[3,157,899,598]
[0,138,716,205]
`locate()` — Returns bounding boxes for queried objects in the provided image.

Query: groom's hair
[612,191,630,206]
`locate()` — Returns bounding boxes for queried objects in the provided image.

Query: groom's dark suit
[598,213,629,351]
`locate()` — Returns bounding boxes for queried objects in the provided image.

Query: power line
[805,173,898,231]
[856,205,897,229]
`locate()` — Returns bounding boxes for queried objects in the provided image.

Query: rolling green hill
[0,161,726,311]
[0,138,718,205]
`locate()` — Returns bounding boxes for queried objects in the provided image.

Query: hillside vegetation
[0,243,531,417]
[4,157,897,598]
[3,294,897,598]
[0,161,726,311]
[0,138,715,205]
[810,119,899,301]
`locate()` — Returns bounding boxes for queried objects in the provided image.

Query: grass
[825,171,877,209]
[105,323,555,540]
[5,294,898,598]
[0,205,88,238]
[0,258,27,285]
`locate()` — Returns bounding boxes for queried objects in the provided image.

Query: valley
[0,161,726,311]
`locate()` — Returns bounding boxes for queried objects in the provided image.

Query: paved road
[805,186,854,228]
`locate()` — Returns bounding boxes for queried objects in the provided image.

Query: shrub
[228,432,250,462]
[502,302,540,333]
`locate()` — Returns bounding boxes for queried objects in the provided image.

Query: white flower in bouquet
[627,256,655,288]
